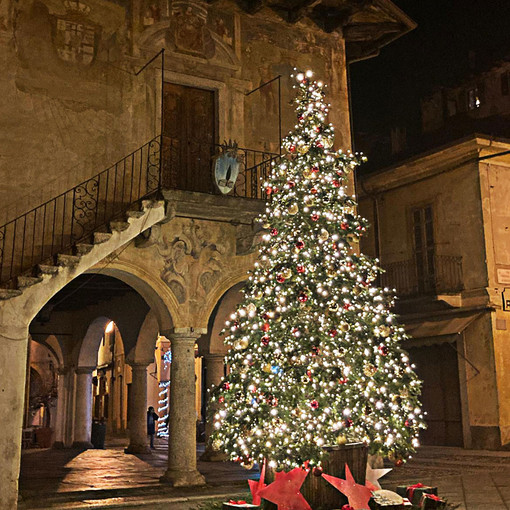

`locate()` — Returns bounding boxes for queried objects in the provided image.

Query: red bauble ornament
[357,226,364,231]
[276,274,285,283]
[344,418,353,428]
[233,320,240,328]
[332,180,340,188]
[223,382,231,390]
[329,329,338,337]
[292,328,300,337]
[270,228,278,236]
[219,396,225,403]
[343,303,351,310]
[338,377,348,385]
[310,400,319,410]
[311,214,319,221]
[306,370,312,378]
[297,264,305,273]
[312,166,319,174]
[298,292,308,303]
[317,142,324,148]
[265,186,273,195]
[261,335,270,346]
[262,322,270,332]
[262,313,270,320]
[379,344,389,356]
[296,240,305,250]
[310,188,318,194]
[313,467,323,477]
[395,459,404,467]
[341,223,349,230]
[290,145,296,153]
[311,346,320,356]
[288,180,296,188]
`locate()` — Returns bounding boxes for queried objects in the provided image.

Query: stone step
[0,288,23,300]
[17,276,43,289]
[126,210,145,220]
[74,243,94,256]
[93,232,112,245]
[109,221,130,232]
[37,264,60,276]
[56,254,81,268]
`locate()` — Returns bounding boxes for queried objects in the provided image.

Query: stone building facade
[358,135,510,451]
[0,0,414,507]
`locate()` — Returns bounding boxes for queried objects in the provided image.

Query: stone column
[0,327,30,510]
[125,362,151,454]
[72,367,94,449]
[53,367,69,449]
[161,329,205,487]
[200,353,226,461]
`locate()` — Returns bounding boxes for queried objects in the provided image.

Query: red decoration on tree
[266,186,273,195]
[322,464,372,510]
[341,223,349,230]
[290,145,296,153]
[270,228,278,236]
[310,400,319,410]
[329,329,338,337]
[223,382,231,390]
[313,466,323,477]
[277,274,285,283]
[258,466,312,510]
[311,214,319,221]
[379,344,389,356]
[310,188,318,194]
[332,180,340,188]
[288,181,296,188]
[298,292,308,303]
[261,335,270,346]
[262,323,270,332]
[297,265,305,273]
[296,240,305,250]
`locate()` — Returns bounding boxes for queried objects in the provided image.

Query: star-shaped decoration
[258,466,312,510]
[248,459,267,505]
[365,463,392,490]
[322,463,372,510]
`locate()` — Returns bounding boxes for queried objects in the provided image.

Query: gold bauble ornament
[319,229,329,241]
[212,439,222,451]
[322,138,334,149]
[304,195,315,205]
[327,266,336,277]
[379,325,391,337]
[329,302,339,312]
[337,347,346,357]
[282,268,292,279]
[336,435,347,445]
[400,388,410,398]
[241,460,255,470]
[253,290,263,299]
[363,363,378,377]
[303,168,313,179]
[339,323,350,332]
[234,338,249,350]
[246,303,256,314]
[297,143,310,154]
[263,364,272,373]
[288,203,299,215]
[352,287,361,296]
[262,222,271,229]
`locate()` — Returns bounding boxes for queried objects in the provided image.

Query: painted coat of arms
[53,0,98,65]
[212,141,242,195]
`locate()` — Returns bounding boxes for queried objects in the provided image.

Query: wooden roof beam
[237,0,266,14]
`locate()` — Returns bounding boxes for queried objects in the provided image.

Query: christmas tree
[209,71,425,471]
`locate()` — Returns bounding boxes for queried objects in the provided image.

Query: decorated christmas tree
[209,71,425,473]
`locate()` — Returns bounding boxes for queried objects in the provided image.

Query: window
[413,205,435,293]
[501,72,509,96]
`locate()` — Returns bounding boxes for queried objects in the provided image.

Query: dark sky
[350,0,510,136]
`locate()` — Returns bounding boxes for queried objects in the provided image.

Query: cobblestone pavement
[19,441,510,509]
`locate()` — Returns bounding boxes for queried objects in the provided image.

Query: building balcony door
[162,83,216,193]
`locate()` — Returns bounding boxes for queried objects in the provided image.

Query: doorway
[408,343,463,446]
[162,82,216,193]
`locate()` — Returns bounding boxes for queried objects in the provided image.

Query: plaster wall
[0,0,350,226]
[359,161,487,292]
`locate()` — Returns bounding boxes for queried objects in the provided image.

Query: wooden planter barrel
[264,443,368,510]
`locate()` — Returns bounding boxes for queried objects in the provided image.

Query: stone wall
[0,0,350,225]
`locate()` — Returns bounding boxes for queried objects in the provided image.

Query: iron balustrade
[380,255,464,297]
[0,136,279,287]
[160,138,280,199]
[0,136,162,286]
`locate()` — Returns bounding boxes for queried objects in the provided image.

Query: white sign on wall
[497,268,510,285]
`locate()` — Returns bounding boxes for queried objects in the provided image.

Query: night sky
[350,0,510,143]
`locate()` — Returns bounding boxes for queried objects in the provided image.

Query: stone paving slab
[19,442,510,509]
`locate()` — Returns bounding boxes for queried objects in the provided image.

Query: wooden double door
[162,82,216,193]
[408,343,464,446]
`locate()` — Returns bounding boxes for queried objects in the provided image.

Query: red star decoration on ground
[248,459,267,505]
[258,466,312,510]
[322,463,372,510]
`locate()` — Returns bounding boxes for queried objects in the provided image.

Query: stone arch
[127,309,159,365]
[195,262,251,329]
[32,334,64,368]
[198,281,245,356]
[91,263,175,333]
[77,316,111,369]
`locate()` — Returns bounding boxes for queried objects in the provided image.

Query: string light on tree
[209,70,426,471]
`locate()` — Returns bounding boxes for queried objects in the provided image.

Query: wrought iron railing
[0,136,161,286]
[161,138,279,199]
[380,255,463,297]
[0,135,278,288]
